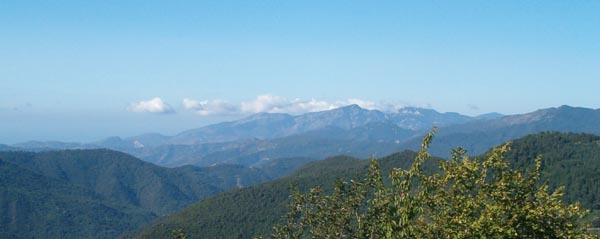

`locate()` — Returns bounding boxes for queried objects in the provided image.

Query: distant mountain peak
[558,104,575,109]
[238,112,293,122]
[339,104,363,110]
[475,112,504,120]
[397,107,424,115]
[325,104,370,114]
[553,105,598,113]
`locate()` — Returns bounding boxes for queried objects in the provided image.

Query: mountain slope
[401,105,600,157]
[133,151,438,239]
[167,105,474,145]
[385,106,473,130]
[0,159,154,239]
[5,105,473,168]
[165,105,392,145]
[0,144,18,151]
[10,140,85,151]
[8,105,599,170]
[135,132,600,238]
[0,149,270,216]
[502,132,600,211]
[132,132,407,168]
[170,113,296,145]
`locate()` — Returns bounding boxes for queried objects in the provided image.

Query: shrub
[268,129,597,239]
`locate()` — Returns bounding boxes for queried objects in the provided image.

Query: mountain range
[399,105,600,157]
[115,105,479,146]
[3,103,600,238]
[5,105,600,172]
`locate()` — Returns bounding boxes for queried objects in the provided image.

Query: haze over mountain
[4,105,497,166]
[4,1,599,238]
[95,104,480,147]
[3,105,600,238]
[399,105,600,157]
[6,105,600,170]
[4,0,599,144]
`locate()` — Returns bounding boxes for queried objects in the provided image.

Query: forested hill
[134,132,600,239]
[0,158,153,239]
[0,149,272,238]
[501,132,600,212]
[132,151,440,239]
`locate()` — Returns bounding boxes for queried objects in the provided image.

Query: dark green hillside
[502,132,600,214]
[136,132,600,238]
[133,156,365,239]
[0,159,153,239]
[134,151,438,239]
[0,149,270,216]
[252,156,316,179]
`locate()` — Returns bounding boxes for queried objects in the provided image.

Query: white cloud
[183,94,409,116]
[240,95,338,114]
[182,98,239,116]
[284,98,339,114]
[240,95,289,113]
[128,97,175,114]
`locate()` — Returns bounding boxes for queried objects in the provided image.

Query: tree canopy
[268,129,597,238]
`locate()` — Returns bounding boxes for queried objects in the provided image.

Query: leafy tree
[267,129,597,238]
[172,229,187,239]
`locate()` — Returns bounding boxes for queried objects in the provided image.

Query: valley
[2,105,600,238]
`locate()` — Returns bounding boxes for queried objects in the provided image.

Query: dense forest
[0,159,153,238]
[2,132,599,238]
[135,132,600,238]
[0,149,272,238]
[267,131,596,238]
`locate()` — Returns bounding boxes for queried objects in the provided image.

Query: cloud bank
[183,94,406,116]
[128,97,175,114]
[182,98,239,116]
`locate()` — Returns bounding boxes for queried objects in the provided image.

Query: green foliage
[268,130,597,238]
[253,157,318,179]
[502,132,600,213]
[0,159,154,239]
[172,229,187,239]
[0,149,270,216]
[0,149,272,239]
[135,152,432,239]
[138,156,363,239]
[136,132,600,239]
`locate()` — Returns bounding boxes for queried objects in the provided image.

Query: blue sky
[1,1,599,143]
